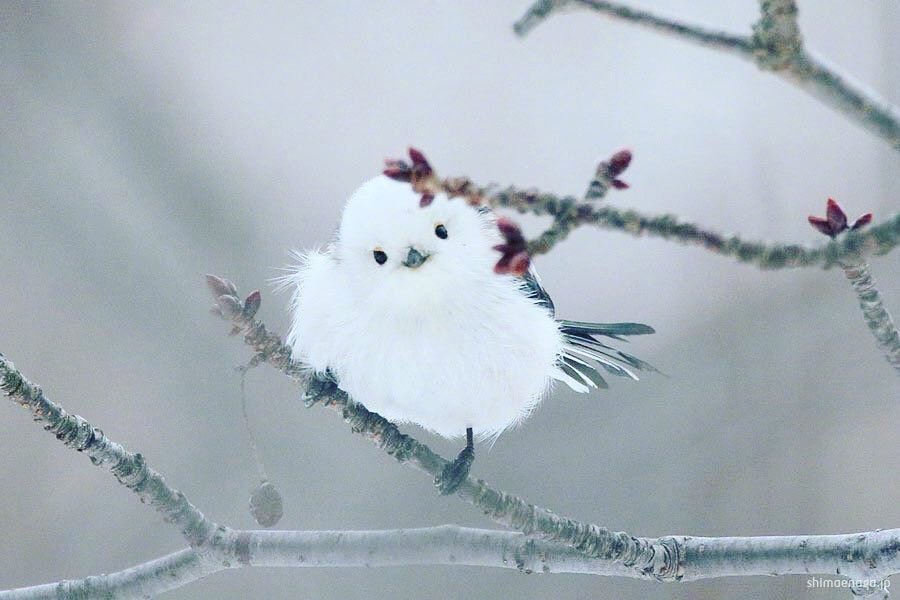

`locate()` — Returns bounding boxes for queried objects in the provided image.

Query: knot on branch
[751,0,803,70]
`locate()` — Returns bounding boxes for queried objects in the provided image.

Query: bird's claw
[435,445,474,496]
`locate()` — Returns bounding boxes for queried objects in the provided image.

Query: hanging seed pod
[249,480,283,528]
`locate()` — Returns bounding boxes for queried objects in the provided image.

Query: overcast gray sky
[2,2,899,598]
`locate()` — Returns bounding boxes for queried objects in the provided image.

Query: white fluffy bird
[285,174,654,493]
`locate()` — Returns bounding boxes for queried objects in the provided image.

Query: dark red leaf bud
[851,213,873,230]
[496,217,525,245]
[383,158,412,182]
[243,290,261,319]
[825,198,847,233]
[611,179,629,190]
[408,147,433,177]
[608,149,632,177]
[507,251,531,276]
[808,216,836,238]
[419,193,435,208]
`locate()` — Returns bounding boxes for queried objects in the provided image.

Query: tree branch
[208,294,680,573]
[514,0,753,57]
[514,0,900,152]
[420,171,900,269]
[384,147,900,267]
[6,525,900,599]
[0,549,208,600]
[3,300,900,596]
[208,282,900,585]
[840,262,900,373]
[0,353,219,549]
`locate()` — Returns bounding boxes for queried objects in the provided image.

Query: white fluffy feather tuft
[284,176,564,440]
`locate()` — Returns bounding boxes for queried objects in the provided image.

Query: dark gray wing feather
[520,267,656,393]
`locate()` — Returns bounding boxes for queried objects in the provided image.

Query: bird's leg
[435,427,474,496]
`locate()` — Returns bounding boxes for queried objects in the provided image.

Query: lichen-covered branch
[5,526,900,599]
[514,0,900,152]
[840,262,900,373]
[208,282,900,584]
[497,190,900,269]
[0,549,208,600]
[0,353,218,548]
[0,526,631,599]
[383,148,900,267]
[209,283,680,573]
[2,298,900,597]
[514,0,753,57]
[435,179,900,269]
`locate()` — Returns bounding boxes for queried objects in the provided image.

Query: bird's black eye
[434,224,448,239]
[373,249,388,265]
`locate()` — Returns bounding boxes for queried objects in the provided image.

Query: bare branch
[384,148,900,266]
[514,0,900,152]
[209,282,900,582]
[489,188,900,269]
[5,526,900,598]
[840,262,900,373]
[0,549,208,600]
[2,290,899,597]
[514,0,753,57]
[0,353,219,548]
[412,165,900,269]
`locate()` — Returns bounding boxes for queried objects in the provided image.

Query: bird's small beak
[402,247,429,269]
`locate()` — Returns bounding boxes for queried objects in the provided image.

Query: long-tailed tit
[284,175,654,493]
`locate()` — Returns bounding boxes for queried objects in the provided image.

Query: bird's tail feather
[556,320,656,394]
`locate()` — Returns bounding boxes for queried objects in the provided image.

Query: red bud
[608,149,632,176]
[383,158,412,182]
[496,218,525,244]
[243,290,261,319]
[808,216,836,238]
[408,147,432,177]
[825,198,847,232]
[507,251,530,276]
[419,193,435,208]
[851,213,873,230]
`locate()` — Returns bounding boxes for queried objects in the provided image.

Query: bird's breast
[330,286,563,439]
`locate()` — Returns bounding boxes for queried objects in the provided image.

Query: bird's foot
[435,428,474,496]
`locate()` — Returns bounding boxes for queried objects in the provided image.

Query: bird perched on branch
[284,174,655,494]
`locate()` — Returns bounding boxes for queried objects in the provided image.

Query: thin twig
[514,0,900,151]
[840,262,900,373]
[514,0,753,57]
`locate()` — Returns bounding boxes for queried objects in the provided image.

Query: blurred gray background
[2,1,899,598]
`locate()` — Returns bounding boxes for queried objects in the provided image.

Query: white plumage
[284,175,651,442]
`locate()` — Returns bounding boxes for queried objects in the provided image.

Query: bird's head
[337,176,501,315]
